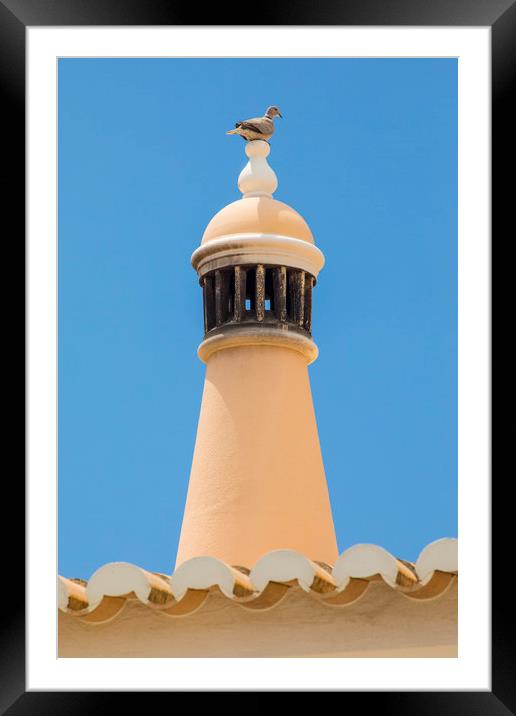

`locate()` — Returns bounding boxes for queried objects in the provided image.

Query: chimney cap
[201,140,314,246]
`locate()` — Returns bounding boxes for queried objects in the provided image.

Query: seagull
[226,106,283,142]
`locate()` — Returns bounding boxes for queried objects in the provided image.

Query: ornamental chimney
[175,140,338,568]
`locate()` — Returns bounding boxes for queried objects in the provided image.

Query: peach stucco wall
[175,344,339,568]
[58,580,458,658]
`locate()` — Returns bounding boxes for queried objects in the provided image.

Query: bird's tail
[226,128,240,135]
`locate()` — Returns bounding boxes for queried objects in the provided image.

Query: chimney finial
[237,140,278,199]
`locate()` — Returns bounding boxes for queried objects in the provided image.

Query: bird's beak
[278,112,283,118]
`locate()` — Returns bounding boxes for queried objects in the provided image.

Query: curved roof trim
[58,538,458,623]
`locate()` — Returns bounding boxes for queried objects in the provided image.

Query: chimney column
[175,141,338,568]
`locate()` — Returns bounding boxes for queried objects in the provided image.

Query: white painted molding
[86,562,172,608]
[191,233,325,279]
[332,544,404,590]
[57,576,88,611]
[170,556,254,600]
[197,325,318,365]
[250,549,335,593]
[415,538,458,585]
[58,576,71,610]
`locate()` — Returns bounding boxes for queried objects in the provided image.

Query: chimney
[175,140,338,568]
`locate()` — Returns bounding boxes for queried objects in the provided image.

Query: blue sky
[58,58,457,578]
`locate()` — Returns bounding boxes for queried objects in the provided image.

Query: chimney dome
[201,196,314,245]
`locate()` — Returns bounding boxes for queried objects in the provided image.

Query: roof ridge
[58,539,457,622]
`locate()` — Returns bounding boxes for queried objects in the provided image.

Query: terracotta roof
[58,538,457,624]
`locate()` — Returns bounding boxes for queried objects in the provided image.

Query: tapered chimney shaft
[175,141,338,568]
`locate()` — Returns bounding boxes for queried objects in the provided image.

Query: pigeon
[226,106,283,142]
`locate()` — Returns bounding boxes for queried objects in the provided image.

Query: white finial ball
[238,140,278,198]
[245,140,271,159]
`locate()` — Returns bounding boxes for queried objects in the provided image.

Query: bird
[226,106,283,142]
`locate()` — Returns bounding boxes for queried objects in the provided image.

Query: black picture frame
[6,0,509,710]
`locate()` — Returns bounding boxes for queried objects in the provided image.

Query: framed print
[7,0,509,709]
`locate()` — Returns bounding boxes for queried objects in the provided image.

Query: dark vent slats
[202,264,314,338]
